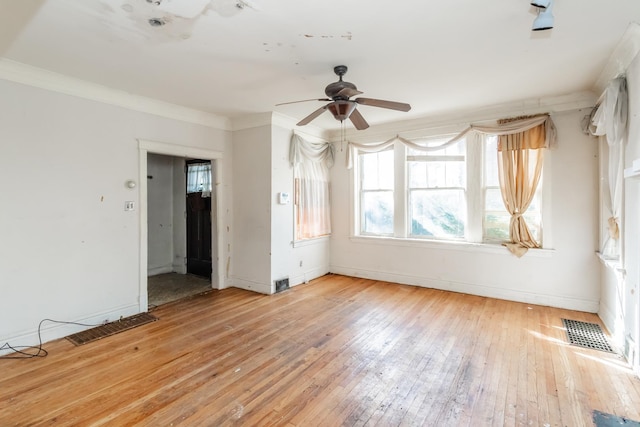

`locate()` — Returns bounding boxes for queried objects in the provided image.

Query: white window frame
[352,134,552,249]
[358,147,396,237]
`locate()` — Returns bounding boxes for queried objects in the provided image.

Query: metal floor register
[561,318,614,353]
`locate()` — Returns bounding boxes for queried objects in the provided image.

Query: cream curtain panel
[290,133,334,240]
[497,125,546,257]
[589,76,628,257]
[347,115,556,255]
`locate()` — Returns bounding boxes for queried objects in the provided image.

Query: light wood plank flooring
[1,274,639,426]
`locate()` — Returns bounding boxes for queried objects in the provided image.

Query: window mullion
[467,134,483,243]
[394,142,406,238]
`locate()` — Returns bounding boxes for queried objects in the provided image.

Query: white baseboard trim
[0,303,140,356]
[231,277,272,295]
[148,266,173,276]
[289,267,330,287]
[172,263,187,275]
[329,266,599,313]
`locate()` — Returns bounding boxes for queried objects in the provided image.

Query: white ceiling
[1,0,639,130]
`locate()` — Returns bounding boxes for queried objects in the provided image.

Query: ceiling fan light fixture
[532,5,554,31]
[327,101,356,122]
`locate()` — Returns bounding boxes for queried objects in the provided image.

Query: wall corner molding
[0,58,232,130]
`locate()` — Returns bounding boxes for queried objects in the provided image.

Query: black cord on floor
[0,318,102,360]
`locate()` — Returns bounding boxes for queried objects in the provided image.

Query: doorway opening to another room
[146,155,216,308]
[139,140,223,312]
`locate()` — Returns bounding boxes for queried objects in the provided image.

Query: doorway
[139,139,223,312]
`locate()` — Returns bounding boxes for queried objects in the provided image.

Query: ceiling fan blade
[297,105,328,126]
[276,98,331,106]
[349,108,369,130]
[337,87,364,98]
[355,98,411,112]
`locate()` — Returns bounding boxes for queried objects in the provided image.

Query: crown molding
[329,91,598,143]
[0,58,231,130]
[594,22,640,94]
[231,111,329,140]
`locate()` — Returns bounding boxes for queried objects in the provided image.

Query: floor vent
[275,278,290,293]
[562,319,614,353]
[66,313,158,346]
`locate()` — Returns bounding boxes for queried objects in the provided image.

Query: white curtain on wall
[290,133,334,240]
[590,77,628,258]
[186,163,212,196]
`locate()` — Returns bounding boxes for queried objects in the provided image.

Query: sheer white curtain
[290,133,334,240]
[590,77,627,258]
[186,163,212,195]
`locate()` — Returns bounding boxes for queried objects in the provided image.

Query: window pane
[484,136,499,187]
[485,188,504,211]
[409,189,466,239]
[362,191,394,234]
[484,212,510,241]
[361,150,394,190]
[408,161,427,187]
[424,161,465,187]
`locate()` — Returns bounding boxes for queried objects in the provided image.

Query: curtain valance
[347,114,556,168]
[290,133,334,168]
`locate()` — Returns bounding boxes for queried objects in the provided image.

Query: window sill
[596,252,625,273]
[293,235,330,248]
[349,235,555,258]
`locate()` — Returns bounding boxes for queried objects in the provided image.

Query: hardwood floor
[2,274,639,426]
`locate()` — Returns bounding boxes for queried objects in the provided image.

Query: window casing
[355,135,544,245]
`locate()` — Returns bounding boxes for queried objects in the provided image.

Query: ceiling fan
[277,65,411,130]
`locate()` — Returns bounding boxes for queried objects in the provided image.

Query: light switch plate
[278,192,290,205]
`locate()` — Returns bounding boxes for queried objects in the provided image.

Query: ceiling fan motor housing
[325,64,357,99]
[325,80,358,99]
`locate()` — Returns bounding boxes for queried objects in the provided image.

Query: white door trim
[138,139,224,313]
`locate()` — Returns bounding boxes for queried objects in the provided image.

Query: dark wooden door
[186,162,212,278]
[186,192,212,278]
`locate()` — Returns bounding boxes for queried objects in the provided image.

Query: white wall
[330,109,600,312]
[0,79,231,353]
[231,125,272,293]
[230,120,331,294]
[147,153,174,275]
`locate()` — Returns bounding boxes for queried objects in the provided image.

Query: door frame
[138,139,224,313]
